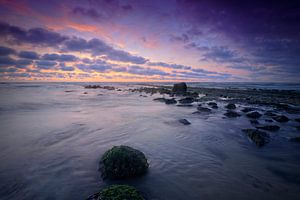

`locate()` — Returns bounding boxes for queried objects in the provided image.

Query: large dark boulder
[242,129,269,147]
[99,146,149,180]
[225,103,236,110]
[87,185,144,200]
[172,82,187,95]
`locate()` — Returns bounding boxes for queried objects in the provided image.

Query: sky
[0,0,299,82]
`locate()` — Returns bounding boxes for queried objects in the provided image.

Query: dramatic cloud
[35,60,57,69]
[42,53,78,62]
[0,46,16,56]
[18,51,40,60]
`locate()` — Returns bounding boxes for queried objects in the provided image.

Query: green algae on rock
[99,146,149,180]
[87,185,144,200]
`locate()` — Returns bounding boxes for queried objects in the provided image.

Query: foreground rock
[196,106,211,113]
[99,146,149,179]
[272,115,289,123]
[207,102,218,109]
[242,129,269,147]
[225,103,236,109]
[224,111,241,118]
[246,111,262,119]
[179,119,191,125]
[87,185,144,200]
[172,82,187,95]
[295,118,300,123]
[178,97,194,104]
[256,125,280,132]
[153,97,177,104]
[289,137,300,142]
[241,107,255,113]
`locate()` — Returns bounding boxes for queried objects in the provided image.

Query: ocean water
[0,82,300,200]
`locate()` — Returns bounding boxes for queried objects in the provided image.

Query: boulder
[207,102,218,109]
[250,119,259,125]
[264,111,277,117]
[178,97,194,104]
[165,98,177,104]
[99,146,149,179]
[290,137,300,142]
[295,118,300,123]
[87,185,144,200]
[179,119,191,125]
[242,129,269,147]
[246,111,262,119]
[241,107,255,113]
[225,103,236,109]
[272,115,289,123]
[224,111,241,118]
[197,106,211,112]
[172,82,187,95]
[256,125,280,132]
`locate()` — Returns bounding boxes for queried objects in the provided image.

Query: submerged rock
[224,111,241,118]
[250,119,260,125]
[178,97,194,104]
[290,137,300,142]
[172,82,187,95]
[177,104,193,107]
[207,102,218,109]
[242,129,269,147]
[197,106,211,112]
[225,103,236,109]
[87,185,144,200]
[241,107,255,113]
[246,111,262,119]
[264,111,277,117]
[153,97,166,102]
[179,119,191,125]
[256,125,280,132]
[272,115,289,123]
[165,98,177,104]
[99,146,149,179]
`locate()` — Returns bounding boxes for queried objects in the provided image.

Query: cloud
[147,62,191,70]
[0,46,16,56]
[0,56,16,67]
[18,51,40,59]
[0,22,69,46]
[127,65,170,76]
[42,53,78,62]
[35,60,57,69]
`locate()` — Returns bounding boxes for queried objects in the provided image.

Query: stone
[242,129,269,147]
[172,82,187,95]
[179,119,191,125]
[165,98,177,104]
[295,118,300,123]
[197,106,211,112]
[225,103,236,109]
[290,137,300,142]
[250,119,259,125]
[178,97,194,104]
[246,111,262,119]
[241,107,255,113]
[99,146,149,180]
[87,185,144,200]
[272,115,289,123]
[256,125,280,132]
[224,111,241,118]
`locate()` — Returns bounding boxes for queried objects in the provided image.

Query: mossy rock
[87,185,144,200]
[99,146,149,179]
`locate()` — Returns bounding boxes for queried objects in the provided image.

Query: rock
[295,118,300,123]
[265,119,273,122]
[242,129,269,147]
[207,102,218,109]
[272,115,289,123]
[197,106,211,112]
[172,82,187,95]
[83,92,88,94]
[165,98,177,104]
[290,137,300,142]
[177,104,193,107]
[264,111,277,117]
[87,185,144,200]
[246,111,262,119]
[65,90,74,93]
[99,146,149,179]
[179,119,191,125]
[241,107,255,113]
[296,126,300,131]
[256,125,280,132]
[250,119,259,125]
[153,97,166,102]
[225,103,236,109]
[224,111,241,118]
[178,97,194,104]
